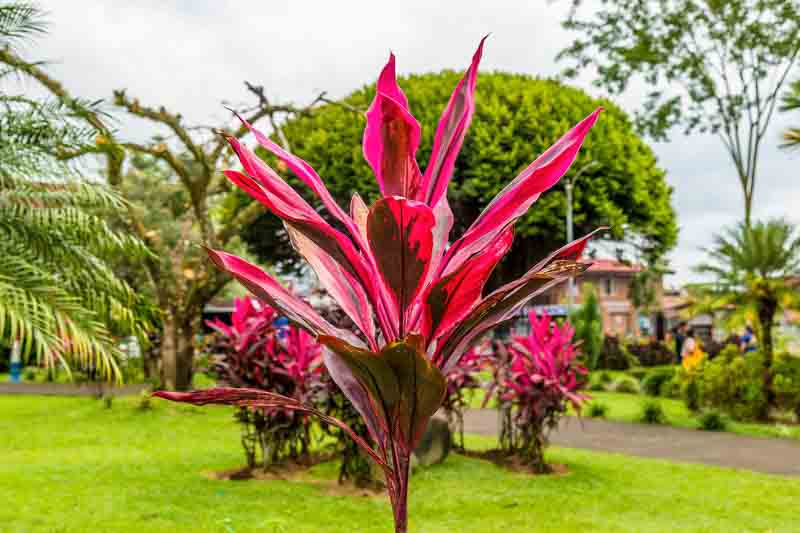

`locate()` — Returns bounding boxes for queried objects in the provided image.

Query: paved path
[0,382,148,397]
[463,408,800,477]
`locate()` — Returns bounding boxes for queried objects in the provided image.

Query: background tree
[689,219,800,401]
[558,0,800,225]
[570,284,603,370]
[780,78,800,148]
[0,17,325,389]
[0,1,152,377]
[240,72,677,284]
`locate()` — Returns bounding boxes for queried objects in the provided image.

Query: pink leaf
[421,225,513,342]
[441,109,602,276]
[363,86,423,199]
[285,223,377,349]
[367,196,435,337]
[420,36,486,206]
[152,388,390,473]
[205,248,360,345]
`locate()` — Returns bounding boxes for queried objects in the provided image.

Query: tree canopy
[558,0,800,225]
[240,71,677,285]
[0,1,153,377]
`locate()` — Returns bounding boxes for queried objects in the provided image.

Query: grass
[2,396,799,532]
[581,391,800,440]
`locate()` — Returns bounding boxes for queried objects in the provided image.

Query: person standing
[681,327,697,360]
[740,325,758,354]
[674,322,687,364]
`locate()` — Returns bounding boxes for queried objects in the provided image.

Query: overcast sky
[29,0,800,286]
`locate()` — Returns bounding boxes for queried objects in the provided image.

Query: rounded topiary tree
[240,71,677,285]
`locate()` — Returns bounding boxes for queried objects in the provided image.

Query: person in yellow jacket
[681,328,704,371]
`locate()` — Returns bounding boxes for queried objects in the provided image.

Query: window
[604,277,614,296]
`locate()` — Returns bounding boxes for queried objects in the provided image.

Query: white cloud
[32,0,800,284]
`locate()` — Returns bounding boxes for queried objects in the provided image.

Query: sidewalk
[463,408,800,477]
[0,382,148,397]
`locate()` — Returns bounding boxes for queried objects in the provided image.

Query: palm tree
[780,78,800,149]
[0,2,153,378]
[690,220,800,372]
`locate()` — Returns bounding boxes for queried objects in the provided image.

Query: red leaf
[420,37,486,206]
[441,109,601,276]
[367,197,435,337]
[205,249,361,346]
[421,225,513,342]
[364,84,423,199]
[319,335,446,452]
[152,388,390,473]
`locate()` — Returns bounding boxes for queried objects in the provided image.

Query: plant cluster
[156,40,601,532]
[442,345,488,450]
[627,341,675,367]
[641,367,677,397]
[678,345,777,421]
[207,297,323,467]
[489,311,589,472]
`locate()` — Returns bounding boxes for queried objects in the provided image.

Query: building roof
[582,259,642,274]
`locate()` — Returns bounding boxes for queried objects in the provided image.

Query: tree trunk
[758,296,778,411]
[160,311,196,391]
[161,312,179,390]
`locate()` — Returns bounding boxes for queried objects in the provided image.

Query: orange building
[533,259,654,337]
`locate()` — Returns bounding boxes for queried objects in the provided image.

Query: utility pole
[565,161,599,308]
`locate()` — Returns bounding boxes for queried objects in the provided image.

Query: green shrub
[682,377,701,412]
[638,400,667,424]
[586,402,608,418]
[598,371,613,384]
[612,377,639,394]
[698,410,727,431]
[596,336,638,370]
[572,285,604,370]
[659,375,682,399]
[587,380,606,392]
[137,389,153,411]
[628,367,647,381]
[627,340,675,367]
[678,347,769,421]
[772,353,800,417]
[641,367,676,396]
[23,367,36,381]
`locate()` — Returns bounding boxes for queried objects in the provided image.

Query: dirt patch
[203,454,385,498]
[460,449,569,476]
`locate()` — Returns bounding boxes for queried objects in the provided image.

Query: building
[530,259,653,337]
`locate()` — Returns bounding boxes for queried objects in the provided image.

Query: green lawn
[1,396,799,532]
[584,391,800,440]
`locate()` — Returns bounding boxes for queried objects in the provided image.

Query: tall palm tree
[780,78,800,149]
[0,2,153,378]
[690,220,800,371]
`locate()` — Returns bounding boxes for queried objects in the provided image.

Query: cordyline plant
[499,311,588,472]
[442,345,489,450]
[207,297,323,467]
[155,39,601,532]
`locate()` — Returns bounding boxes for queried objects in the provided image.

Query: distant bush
[595,336,638,370]
[678,345,768,421]
[586,402,608,418]
[698,410,727,431]
[627,367,647,381]
[641,367,676,396]
[612,377,639,394]
[588,380,607,392]
[638,400,667,424]
[659,375,682,399]
[772,353,800,418]
[627,340,675,367]
[571,284,604,369]
[598,371,614,384]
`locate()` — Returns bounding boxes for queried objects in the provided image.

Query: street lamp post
[565,161,599,308]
